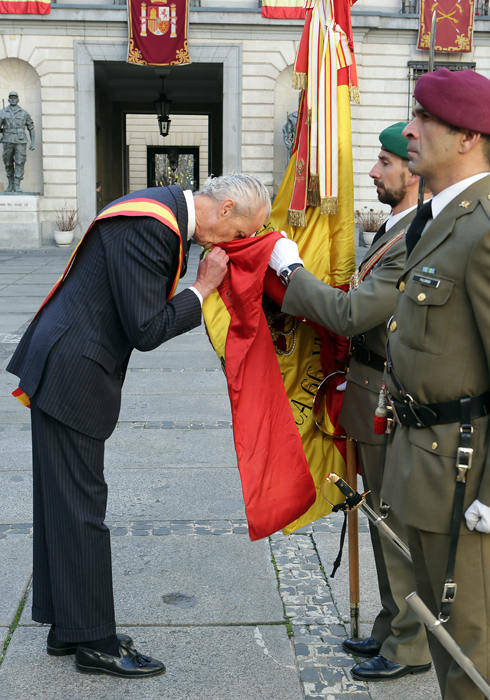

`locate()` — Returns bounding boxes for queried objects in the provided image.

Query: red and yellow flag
[0,0,49,13]
[203,0,357,537]
[127,0,190,66]
[261,0,306,19]
[418,0,474,53]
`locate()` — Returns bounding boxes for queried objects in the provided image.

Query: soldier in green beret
[268,122,432,681]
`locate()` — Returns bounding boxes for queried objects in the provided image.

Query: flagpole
[346,437,360,638]
[417,9,437,209]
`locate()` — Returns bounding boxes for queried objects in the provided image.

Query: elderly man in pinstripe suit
[7,174,271,679]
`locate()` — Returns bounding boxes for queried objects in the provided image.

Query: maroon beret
[414,68,490,134]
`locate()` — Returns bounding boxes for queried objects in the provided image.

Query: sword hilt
[324,473,370,512]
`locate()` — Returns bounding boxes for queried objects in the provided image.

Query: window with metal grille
[407,61,476,119]
[400,0,418,14]
[475,0,490,15]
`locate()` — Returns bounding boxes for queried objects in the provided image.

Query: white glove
[464,499,490,533]
[269,231,304,276]
[336,381,347,392]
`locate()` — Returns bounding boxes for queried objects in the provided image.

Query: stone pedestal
[0,195,41,248]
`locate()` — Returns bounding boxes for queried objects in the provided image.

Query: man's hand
[192,246,229,300]
[269,231,303,275]
[465,499,490,533]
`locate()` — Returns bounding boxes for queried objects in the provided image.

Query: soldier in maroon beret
[377,67,490,699]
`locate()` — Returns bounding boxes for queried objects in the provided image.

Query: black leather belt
[389,391,490,428]
[350,336,386,373]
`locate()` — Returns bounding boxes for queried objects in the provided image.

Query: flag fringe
[307,108,312,125]
[292,72,308,91]
[287,208,307,227]
[307,189,321,207]
[321,196,338,215]
[349,85,361,104]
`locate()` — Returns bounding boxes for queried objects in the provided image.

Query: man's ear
[407,172,419,188]
[219,199,235,218]
[459,130,481,154]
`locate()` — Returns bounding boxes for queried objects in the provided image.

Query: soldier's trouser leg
[13,143,26,182]
[359,441,431,666]
[406,526,490,700]
[2,142,14,181]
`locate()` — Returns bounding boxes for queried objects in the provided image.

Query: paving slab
[0,467,245,523]
[0,538,32,627]
[0,396,31,424]
[114,534,281,624]
[0,297,46,312]
[0,470,33,522]
[0,429,32,471]
[105,467,245,521]
[0,286,53,297]
[104,428,236,470]
[128,350,220,371]
[0,625,302,700]
[118,394,232,423]
[121,369,227,395]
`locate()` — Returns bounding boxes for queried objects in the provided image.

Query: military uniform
[382,173,490,699]
[0,104,34,189]
[282,209,431,667]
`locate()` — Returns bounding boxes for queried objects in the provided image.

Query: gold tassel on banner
[321,196,338,215]
[307,189,321,207]
[287,209,307,227]
[349,85,361,104]
[292,72,308,91]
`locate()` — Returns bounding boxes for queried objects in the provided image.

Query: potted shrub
[355,207,387,247]
[53,204,79,247]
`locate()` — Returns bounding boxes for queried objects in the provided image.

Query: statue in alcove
[0,91,35,193]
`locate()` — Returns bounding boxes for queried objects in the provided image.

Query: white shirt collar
[183,190,196,241]
[385,204,417,232]
[431,172,490,220]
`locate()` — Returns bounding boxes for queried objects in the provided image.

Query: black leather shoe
[351,655,432,681]
[47,629,133,657]
[75,640,166,678]
[342,636,382,658]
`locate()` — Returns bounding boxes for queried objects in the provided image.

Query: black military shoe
[351,655,432,681]
[342,636,382,658]
[47,628,134,657]
[75,640,166,678]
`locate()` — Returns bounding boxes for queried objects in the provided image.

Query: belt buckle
[456,445,473,482]
[441,581,457,604]
[387,394,402,428]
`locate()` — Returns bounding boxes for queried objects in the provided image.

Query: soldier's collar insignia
[459,200,471,208]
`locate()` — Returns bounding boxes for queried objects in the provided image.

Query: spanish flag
[203,0,357,538]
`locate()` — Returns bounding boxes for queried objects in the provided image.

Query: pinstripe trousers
[31,398,116,642]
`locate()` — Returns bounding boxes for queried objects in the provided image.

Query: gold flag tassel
[292,72,308,91]
[287,208,308,227]
[320,196,338,215]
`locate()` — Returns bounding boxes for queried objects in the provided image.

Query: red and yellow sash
[13,196,182,408]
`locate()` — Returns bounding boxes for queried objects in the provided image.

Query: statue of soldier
[0,91,35,193]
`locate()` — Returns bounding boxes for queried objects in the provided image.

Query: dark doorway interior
[94,61,223,210]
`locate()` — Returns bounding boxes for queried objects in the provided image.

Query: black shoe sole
[351,664,432,682]
[76,663,166,678]
[47,644,78,657]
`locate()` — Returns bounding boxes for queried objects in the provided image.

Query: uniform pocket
[399,272,454,354]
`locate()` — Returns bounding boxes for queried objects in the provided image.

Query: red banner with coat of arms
[127,0,190,66]
[417,0,474,53]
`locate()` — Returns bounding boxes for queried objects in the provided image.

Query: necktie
[371,221,387,247]
[405,200,433,259]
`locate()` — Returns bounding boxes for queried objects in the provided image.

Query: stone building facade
[0,0,488,246]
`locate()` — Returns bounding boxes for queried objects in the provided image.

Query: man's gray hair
[198,173,271,220]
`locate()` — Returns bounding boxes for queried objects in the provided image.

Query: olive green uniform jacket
[382,175,490,534]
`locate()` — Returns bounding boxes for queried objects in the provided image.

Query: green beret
[379,122,409,160]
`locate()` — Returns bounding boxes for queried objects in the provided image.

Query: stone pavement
[0,243,441,699]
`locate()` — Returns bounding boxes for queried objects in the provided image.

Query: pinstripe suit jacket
[7,186,202,441]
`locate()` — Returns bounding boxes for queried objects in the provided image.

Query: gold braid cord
[350,85,361,104]
[287,209,307,227]
[321,196,338,215]
[292,72,308,91]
